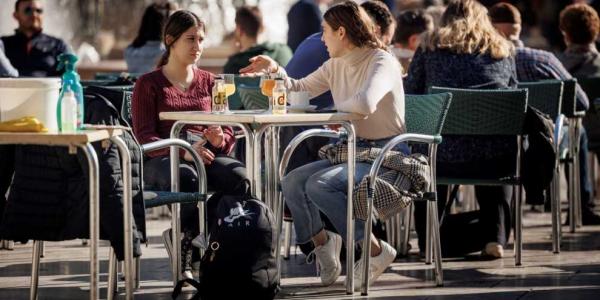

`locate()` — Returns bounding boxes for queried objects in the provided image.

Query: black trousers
[414,158,513,257]
[143,154,249,233]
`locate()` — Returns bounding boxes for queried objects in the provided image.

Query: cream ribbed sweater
[278,47,405,140]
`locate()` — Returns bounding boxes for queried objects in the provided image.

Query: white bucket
[0,78,62,131]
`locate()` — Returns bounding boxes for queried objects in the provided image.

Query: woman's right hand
[184,140,215,165]
[239,55,278,77]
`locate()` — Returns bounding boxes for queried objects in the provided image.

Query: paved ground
[1,206,600,299]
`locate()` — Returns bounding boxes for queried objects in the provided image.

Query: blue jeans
[281,137,409,244]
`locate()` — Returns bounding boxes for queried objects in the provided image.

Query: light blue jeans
[281,138,409,244]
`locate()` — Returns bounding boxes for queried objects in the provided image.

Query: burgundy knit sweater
[132,68,236,158]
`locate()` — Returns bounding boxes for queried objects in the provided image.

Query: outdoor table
[0,127,135,300]
[159,110,364,294]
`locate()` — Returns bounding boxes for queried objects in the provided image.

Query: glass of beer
[260,75,276,111]
[219,74,235,113]
[220,74,236,97]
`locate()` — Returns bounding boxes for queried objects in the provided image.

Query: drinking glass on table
[260,74,276,112]
[219,74,235,112]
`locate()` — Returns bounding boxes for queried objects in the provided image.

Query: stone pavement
[1,208,599,299]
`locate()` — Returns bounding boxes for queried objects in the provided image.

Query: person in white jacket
[241,0,404,290]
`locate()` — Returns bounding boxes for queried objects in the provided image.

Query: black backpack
[173,183,280,299]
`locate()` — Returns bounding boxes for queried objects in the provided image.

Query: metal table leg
[107,248,118,300]
[111,136,134,299]
[79,143,100,300]
[574,120,583,228]
[569,121,577,233]
[551,115,564,253]
[29,241,42,300]
[342,122,356,295]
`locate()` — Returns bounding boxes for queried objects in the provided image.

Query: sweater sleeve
[276,60,331,99]
[335,55,399,115]
[131,76,170,158]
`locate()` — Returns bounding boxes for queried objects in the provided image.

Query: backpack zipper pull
[209,242,220,262]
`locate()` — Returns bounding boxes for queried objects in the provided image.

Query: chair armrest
[368,133,439,187]
[279,128,342,177]
[140,138,207,194]
[144,191,207,208]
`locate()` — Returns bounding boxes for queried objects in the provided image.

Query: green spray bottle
[56,53,84,131]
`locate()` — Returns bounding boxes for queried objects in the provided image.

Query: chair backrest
[517,80,563,118]
[405,93,452,140]
[429,87,528,135]
[238,85,269,110]
[228,76,261,110]
[559,78,581,117]
[84,84,134,126]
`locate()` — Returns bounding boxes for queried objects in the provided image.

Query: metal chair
[429,87,528,266]
[387,93,456,259]
[81,85,209,298]
[517,80,564,254]
[558,79,586,233]
[360,92,452,295]
[276,93,451,295]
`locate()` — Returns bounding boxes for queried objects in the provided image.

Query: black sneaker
[582,211,600,225]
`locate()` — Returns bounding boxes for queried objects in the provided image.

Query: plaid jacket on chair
[318,143,431,221]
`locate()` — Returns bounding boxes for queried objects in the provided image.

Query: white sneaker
[481,242,504,258]
[353,240,396,291]
[307,230,342,286]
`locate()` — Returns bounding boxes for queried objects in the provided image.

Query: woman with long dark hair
[241,1,404,289]
[131,10,248,280]
[124,2,176,74]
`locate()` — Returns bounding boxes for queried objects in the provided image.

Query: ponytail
[157,48,170,68]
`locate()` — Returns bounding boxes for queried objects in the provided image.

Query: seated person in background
[287,0,333,52]
[405,0,518,259]
[285,32,331,109]
[361,0,396,46]
[0,40,18,77]
[242,1,405,290]
[132,11,248,280]
[1,0,70,77]
[392,9,433,74]
[490,2,600,225]
[558,3,600,78]
[223,6,292,74]
[125,2,176,74]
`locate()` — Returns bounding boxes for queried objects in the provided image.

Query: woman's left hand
[204,125,224,148]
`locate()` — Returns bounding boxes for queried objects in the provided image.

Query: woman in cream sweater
[241,1,404,289]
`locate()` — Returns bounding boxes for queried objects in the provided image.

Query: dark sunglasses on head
[24,6,44,16]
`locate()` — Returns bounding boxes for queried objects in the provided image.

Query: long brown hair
[422,0,513,59]
[156,10,205,67]
[323,1,387,51]
[131,2,176,48]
